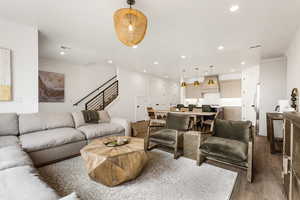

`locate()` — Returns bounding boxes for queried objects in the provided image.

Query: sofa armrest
[111,118,131,136]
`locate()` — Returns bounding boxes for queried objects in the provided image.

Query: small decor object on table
[103,137,129,147]
[291,88,299,112]
[81,136,148,187]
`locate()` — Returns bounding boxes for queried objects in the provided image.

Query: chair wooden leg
[247,140,253,183]
[174,148,179,159]
[247,166,253,183]
[145,127,150,151]
[196,149,206,166]
[174,134,181,159]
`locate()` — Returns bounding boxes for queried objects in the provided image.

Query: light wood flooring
[136,130,286,200]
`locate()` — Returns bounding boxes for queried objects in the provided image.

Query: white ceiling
[0,0,299,79]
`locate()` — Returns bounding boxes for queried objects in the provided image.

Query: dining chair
[192,108,203,130]
[147,107,156,119]
[202,111,221,131]
[202,105,213,112]
[188,104,196,111]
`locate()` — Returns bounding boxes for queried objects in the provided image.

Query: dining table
[153,110,216,117]
[153,110,217,129]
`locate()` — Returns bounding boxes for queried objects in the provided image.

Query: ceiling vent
[249,44,262,49]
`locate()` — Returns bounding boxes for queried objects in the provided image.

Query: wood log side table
[266,112,284,154]
[80,136,149,187]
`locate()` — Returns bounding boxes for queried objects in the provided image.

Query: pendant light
[193,67,200,87]
[194,81,200,87]
[208,79,215,85]
[114,0,148,47]
[207,65,215,85]
[180,69,187,87]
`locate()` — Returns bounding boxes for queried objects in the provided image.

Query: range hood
[201,75,220,93]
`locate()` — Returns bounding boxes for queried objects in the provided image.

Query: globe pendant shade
[114,8,147,47]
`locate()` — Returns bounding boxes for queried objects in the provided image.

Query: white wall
[39,59,116,112]
[108,68,180,121]
[286,26,300,96]
[259,57,287,137]
[0,19,38,113]
[241,65,260,126]
[39,59,180,122]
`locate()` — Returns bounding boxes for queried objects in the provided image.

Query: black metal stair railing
[73,75,119,111]
[85,80,119,111]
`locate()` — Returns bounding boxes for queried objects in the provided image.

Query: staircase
[73,75,119,111]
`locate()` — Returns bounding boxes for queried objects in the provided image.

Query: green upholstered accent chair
[197,119,254,183]
[145,113,192,159]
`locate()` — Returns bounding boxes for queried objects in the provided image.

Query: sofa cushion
[20,128,85,152]
[0,145,33,171]
[72,111,86,128]
[0,136,20,148]
[150,129,178,145]
[0,166,59,200]
[19,113,46,135]
[214,119,252,144]
[166,113,190,131]
[0,113,19,136]
[200,136,248,163]
[98,110,111,123]
[78,122,125,140]
[44,112,75,129]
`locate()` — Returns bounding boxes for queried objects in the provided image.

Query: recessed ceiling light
[164,75,169,78]
[143,69,147,73]
[241,61,246,65]
[218,46,224,50]
[204,71,208,75]
[181,55,187,59]
[107,60,113,64]
[132,45,138,49]
[230,68,236,72]
[230,5,239,12]
[60,51,65,55]
[153,61,159,65]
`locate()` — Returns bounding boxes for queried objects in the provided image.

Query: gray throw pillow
[71,111,86,128]
[98,110,111,123]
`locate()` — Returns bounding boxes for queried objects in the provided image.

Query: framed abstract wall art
[39,71,65,102]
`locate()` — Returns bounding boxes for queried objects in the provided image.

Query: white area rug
[38,150,237,200]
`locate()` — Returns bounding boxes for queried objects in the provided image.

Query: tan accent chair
[197,119,254,183]
[145,113,192,159]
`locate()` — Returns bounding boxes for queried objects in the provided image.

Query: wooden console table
[266,112,284,154]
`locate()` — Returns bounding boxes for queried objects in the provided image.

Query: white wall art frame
[0,47,12,101]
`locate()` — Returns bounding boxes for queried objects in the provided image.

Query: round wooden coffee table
[80,136,148,187]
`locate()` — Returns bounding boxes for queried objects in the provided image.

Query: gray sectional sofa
[0,111,131,200]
